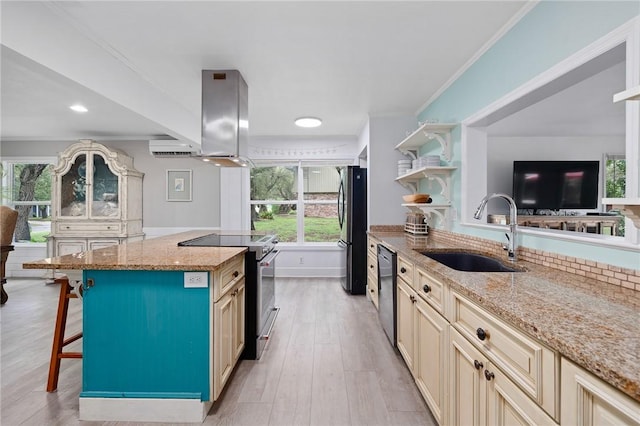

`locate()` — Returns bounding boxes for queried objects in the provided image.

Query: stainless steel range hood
[199,70,252,167]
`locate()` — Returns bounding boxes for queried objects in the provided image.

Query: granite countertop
[370,231,640,403]
[22,231,247,272]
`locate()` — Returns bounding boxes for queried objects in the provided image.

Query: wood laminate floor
[1,277,435,426]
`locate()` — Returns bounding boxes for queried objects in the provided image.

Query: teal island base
[79,269,214,423]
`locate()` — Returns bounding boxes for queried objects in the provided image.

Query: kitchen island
[23,231,247,423]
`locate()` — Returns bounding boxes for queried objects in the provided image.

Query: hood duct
[199,69,252,167]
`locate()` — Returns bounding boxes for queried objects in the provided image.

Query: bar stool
[47,275,82,392]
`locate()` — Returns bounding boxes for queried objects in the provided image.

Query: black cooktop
[177,233,272,248]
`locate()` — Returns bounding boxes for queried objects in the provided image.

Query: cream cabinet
[396,265,449,426]
[367,236,379,309]
[561,357,640,426]
[414,294,449,426]
[396,278,415,372]
[450,328,557,426]
[390,253,561,425]
[415,266,447,314]
[49,140,144,257]
[381,243,640,426]
[213,278,245,400]
[212,256,245,401]
[450,291,559,420]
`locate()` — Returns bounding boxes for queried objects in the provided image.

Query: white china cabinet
[48,140,144,258]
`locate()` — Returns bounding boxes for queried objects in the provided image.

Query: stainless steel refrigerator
[337,166,367,294]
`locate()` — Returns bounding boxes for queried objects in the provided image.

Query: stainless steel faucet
[474,193,518,262]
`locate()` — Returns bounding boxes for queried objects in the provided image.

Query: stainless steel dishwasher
[377,244,397,347]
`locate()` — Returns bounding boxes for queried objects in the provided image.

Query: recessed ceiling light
[295,117,322,128]
[69,104,88,113]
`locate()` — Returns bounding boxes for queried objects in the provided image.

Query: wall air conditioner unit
[149,140,199,158]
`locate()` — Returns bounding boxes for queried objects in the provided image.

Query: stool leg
[47,278,72,392]
[46,278,83,392]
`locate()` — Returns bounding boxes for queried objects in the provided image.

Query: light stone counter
[370,231,640,403]
[23,231,246,271]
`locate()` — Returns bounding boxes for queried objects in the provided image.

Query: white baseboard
[79,397,211,423]
[277,266,343,277]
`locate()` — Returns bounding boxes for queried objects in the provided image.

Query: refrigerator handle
[337,178,345,230]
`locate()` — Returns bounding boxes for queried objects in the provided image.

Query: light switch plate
[184,272,208,288]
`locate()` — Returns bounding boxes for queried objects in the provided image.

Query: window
[604,154,625,198]
[251,162,344,243]
[603,153,626,237]
[1,160,54,243]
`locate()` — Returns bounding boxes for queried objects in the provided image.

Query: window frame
[1,157,56,245]
[250,159,353,244]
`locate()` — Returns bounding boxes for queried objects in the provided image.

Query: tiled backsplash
[369,225,640,292]
[429,229,640,292]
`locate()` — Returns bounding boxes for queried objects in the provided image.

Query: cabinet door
[487,362,557,426]
[414,297,449,426]
[213,291,234,400]
[367,251,378,309]
[232,279,245,363]
[56,239,87,256]
[59,153,88,218]
[561,358,640,426]
[450,328,486,426]
[396,278,415,372]
[90,152,120,219]
[88,239,120,251]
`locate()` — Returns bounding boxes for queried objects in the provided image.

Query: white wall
[2,139,223,277]
[1,139,222,228]
[367,115,418,226]
[2,136,361,278]
[486,136,625,214]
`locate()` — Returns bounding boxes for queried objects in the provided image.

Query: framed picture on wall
[166,169,192,202]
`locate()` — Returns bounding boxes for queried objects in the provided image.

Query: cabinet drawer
[415,267,446,315]
[397,255,414,285]
[367,251,377,277]
[451,291,558,419]
[213,256,245,302]
[367,270,379,309]
[56,222,122,234]
[367,236,379,256]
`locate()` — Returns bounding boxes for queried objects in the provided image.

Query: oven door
[256,249,280,358]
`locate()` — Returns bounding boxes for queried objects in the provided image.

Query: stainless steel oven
[177,233,279,359]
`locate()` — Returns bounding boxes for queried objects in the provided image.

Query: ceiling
[1,1,532,144]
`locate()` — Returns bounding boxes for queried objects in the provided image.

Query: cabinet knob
[232,271,239,278]
[476,327,488,341]
[473,360,483,370]
[484,370,495,381]
[400,267,407,274]
[370,264,374,269]
[422,284,431,294]
[409,295,416,304]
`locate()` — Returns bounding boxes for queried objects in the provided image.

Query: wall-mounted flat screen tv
[512,161,599,211]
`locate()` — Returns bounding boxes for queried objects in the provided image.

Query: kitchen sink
[420,251,524,273]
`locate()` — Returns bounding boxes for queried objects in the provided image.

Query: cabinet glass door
[60,154,88,217]
[91,153,119,218]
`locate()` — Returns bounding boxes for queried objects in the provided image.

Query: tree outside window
[1,162,53,243]
[604,154,625,237]
[251,162,343,243]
